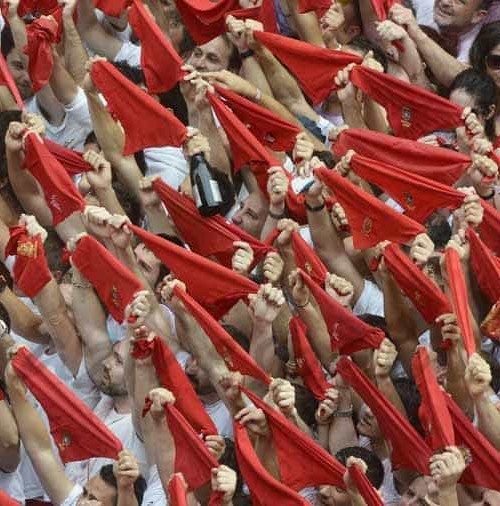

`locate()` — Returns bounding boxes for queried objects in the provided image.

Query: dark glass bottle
[190,153,224,216]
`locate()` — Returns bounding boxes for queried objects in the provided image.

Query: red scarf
[167,474,189,506]
[315,167,425,248]
[290,317,330,400]
[90,61,187,155]
[334,128,471,186]
[4,226,51,298]
[291,230,327,287]
[23,133,85,225]
[412,347,454,451]
[92,0,131,17]
[383,243,451,324]
[444,248,476,356]
[228,0,278,33]
[0,53,24,109]
[348,464,384,506]
[370,0,399,19]
[128,0,185,93]
[129,224,258,320]
[44,139,92,176]
[153,178,273,268]
[0,491,21,505]
[350,153,465,223]
[70,235,143,323]
[479,202,500,256]
[13,347,122,463]
[337,357,433,474]
[297,0,331,16]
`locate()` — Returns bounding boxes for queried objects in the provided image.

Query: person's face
[187,36,232,72]
[485,43,500,89]
[231,193,268,238]
[449,87,483,150]
[356,404,382,439]
[433,0,485,31]
[185,356,215,395]
[100,340,128,397]
[398,476,439,505]
[7,48,33,100]
[134,242,161,287]
[77,475,117,505]
[318,485,352,506]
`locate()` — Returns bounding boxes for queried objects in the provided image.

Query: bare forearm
[250,320,277,375]
[376,376,406,416]
[49,54,78,106]
[0,401,20,472]
[63,14,89,85]
[475,393,500,450]
[239,57,273,97]
[285,0,325,46]
[94,187,127,217]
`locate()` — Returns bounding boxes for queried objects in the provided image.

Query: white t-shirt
[353,280,385,318]
[204,399,233,440]
[114,41,142,68]
[141,465,168,506]
[25,88,93,151]
[0,466,24,504]
[144,147,189,190]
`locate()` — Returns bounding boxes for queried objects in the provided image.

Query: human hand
[270,378,296,418]
[159,277,186,313]
[4,344,27,396]
[107,214,132,250]
[275,218,299,248]
[344,456,369,495]
[232,241,254,276]
[19,214,48,243]
[226,15,249,52]
[325,273,354,308]
[139,176,162,209]
[330,202,350,234]
[436,313,462,349]
[244,18,264,50]
[205,435,226,461]
[113,450,140,491]
[293,132,315,174]
[376,19,408,41]
[184,127,211,161]
[267,166,289,207]
[83,150,112,191]
[124,290,151,328]
[335,64,357,103]
[83,205,113,239]
[429,447,466,491]
[211,465,237,504]
[202,69,256,98]
[288,269,310,307]
[5,122,26,153]
[234,406,269,436]
[389,4,420,38]
[410,233,435,266]
[320,3,345,35]
[374,338,397,379]
[248,283,285,324]
[262,251,284,284]
[219,372,244,405]
[464,352,492,398]
[315,387,340,425]
[147,387,175,422]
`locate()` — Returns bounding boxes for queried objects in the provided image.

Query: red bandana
[12,347,122,463]
[479,202,500,256]
[316,167,425,249]
[70,235,143,323]
[44,139,92,176]
[334,128,471,186]
[92,0,131,17]
[444,248,476,356]
[383,243,451,324]
[291,230,327,287]
[23,133,85,226]
[228,0,278,33]
[129,224,258,320]
[90,61,187,155]
[5,226,51,298]
[337,357,433,474]
[128,0,185,93]
[369,0,399,19]
[290,317,330,400]
[167,474,189,506]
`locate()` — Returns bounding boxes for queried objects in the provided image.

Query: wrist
[411,25,426,43]
[305,195,324,208]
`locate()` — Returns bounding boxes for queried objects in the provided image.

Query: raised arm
[0,395,20,473]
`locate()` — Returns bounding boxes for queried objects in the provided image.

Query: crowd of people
[2,0,500,504]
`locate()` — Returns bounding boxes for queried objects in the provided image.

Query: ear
[471,9,487,25]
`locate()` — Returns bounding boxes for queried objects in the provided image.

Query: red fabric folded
[479,201,500,256]
[23,133,85,225]
[315,167,425,248]
[3,0,58,17]
[129,224,258,320]
[0,491,21,506]
[291,230,328,286]
[337,356,433,474]
[300,269,385,354]
[466,228,500,303]
[350,153,465,223]
[92,0,130,17]
[228,0,278,33]
[167,474,189,506]
[0,52,24,109]
[290,316,330,400]
[214,85,301,152]
[370,0,398,19]
[234,422,309,506]
[71,235,143,323]
[174,287,271,384]
[132,336,218,435]
[241,385,346,490]
[12,347,122,463]
[334,128,471,186]
[153,178,273,268]
[24,16,58,92]
[348,464,384,506]
[444,248,476,356]
[0,386,4,401]
[446,395,500,491]
[128,0,185,93]
[90,61,187,155]
[253,31,361,105]
[44,139,92,176]
[412,347,454,451]
[164,403,219,490]
[383,243,451,324]
[350,66,463,140]
[5,226,51,298]
[297,0,332,16]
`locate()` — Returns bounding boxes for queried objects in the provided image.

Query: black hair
[481,0,495,11]
[222,323,250,352]
[347,36,389,73]
[335,446,385,489]
[313,150,336,169]
[147,233,186,287]
[44,229,70,280]
[294,383,319,428]
[448,68,498,140]
[1,26,15,59]
[470,21,500,74]
[112,180,142,226]
[84,131,99,148]
[112,60,145,86]
[426,212,452,250]
[0,302,12,332]
[99,464,147,505]
[158,84,189,126]
[392,377,424,436]
[358,314,389,338]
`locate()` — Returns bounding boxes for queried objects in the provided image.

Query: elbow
[0,439,20,472]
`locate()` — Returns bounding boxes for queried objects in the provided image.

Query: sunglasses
[486,53,500,70]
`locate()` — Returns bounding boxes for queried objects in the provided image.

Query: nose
[232,210,243,225]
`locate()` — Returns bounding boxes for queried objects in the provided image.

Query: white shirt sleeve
[114,41,142,68]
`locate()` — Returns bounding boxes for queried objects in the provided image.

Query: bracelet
[239,49,255,59]
[268,209,286,220]
[295,298,310,309]
[305,200,325,212]
[332,408,353,418]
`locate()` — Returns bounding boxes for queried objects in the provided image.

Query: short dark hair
[112,60,145,86]
[222,323,250,352]
[470,21,500,73]
[294,383,319,428]
[392,377,424,436]
[347,36,389,73]
[99,464,147,505]
[335,446,385,489]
